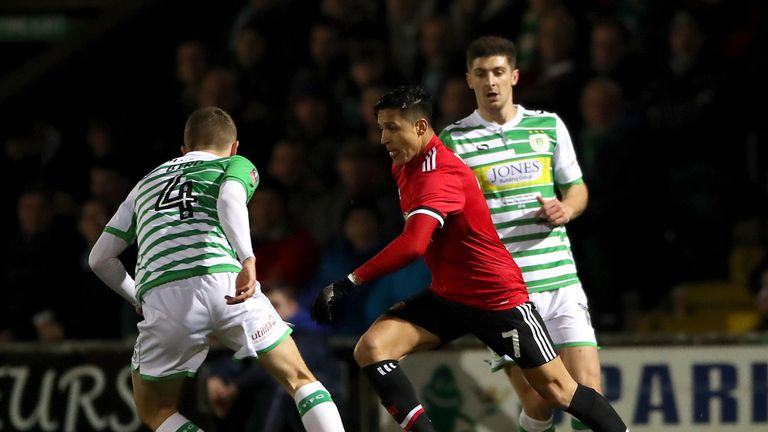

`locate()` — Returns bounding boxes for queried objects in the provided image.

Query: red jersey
[392,135,528,310]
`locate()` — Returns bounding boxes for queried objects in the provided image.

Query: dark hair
[373,85,432,123]
[183,106,237,151]
[466,36,517,69]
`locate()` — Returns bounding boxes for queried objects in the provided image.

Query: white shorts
[488,284,597,371]
[131,273,292,380]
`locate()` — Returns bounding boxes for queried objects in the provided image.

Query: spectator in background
[295,17,348,102]
[341,40,400,124]
[197,68,239,115]
[514,0,565,74]
[69,198,125,339]
[587,16,643,103]
[517,7,585,125]
[175,40,209,116]
[230,23,280,166]
[206,283,345,431]
[414,14,461,98]
[249,177,318,290]
[640,9,731,284]
[357,84,388,147]
[301,202,429,336]
[0,188,78,342]
[286,80,342,182]
[383,0,435,81]
[448,0,526,47]
[433,75,476,132]
[570,77,663,324]
[89,158,132,211]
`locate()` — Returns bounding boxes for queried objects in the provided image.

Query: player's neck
[478,102,517,125]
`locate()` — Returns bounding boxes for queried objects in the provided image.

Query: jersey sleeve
[103,183,140,244]
[438,128,456,151]
[222,155,259,201]
[407,169,465,228]
[552,115,584,187]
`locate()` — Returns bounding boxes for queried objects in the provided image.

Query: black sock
[362,360,435,432]
[566,384,627,432]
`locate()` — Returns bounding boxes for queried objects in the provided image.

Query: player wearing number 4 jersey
[440,35,601,432]
[88,107,344,432]
[311,86,627,432]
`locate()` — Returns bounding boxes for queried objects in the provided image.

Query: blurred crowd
[1,0,767,345]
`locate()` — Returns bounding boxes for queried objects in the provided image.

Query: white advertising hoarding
[378,346,768,432]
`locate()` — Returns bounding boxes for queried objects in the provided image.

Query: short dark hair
[466,36,517,69]
[184,106,237,151]
[373,85,432,123]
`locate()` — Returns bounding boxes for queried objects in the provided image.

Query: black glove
[311,277,356,324]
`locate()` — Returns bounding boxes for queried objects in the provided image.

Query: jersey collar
[471,104,526,129]
[184,150,223,160]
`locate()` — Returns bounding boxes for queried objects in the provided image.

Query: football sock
[565,384,627,432]
[518,410,555,432]
[363,360,435,432]
[155,412,201,432]
[294,381,345,432]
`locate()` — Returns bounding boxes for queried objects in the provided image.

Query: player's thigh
[214,286,293,360]
[559,345,602,392]
[257,335,315,394]
[471,302,557,369]
[355,315,441,366]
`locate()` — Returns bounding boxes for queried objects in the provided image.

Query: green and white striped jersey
[104,152,259,301]
[439,106,584,293]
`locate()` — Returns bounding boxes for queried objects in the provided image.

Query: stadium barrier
[2,333,767,431]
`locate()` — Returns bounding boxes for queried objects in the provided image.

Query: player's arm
[89,186,139,306]
[559,181,588,219]
[311,213,439,323]
[89,234,136,305]
[536,179,589,227]
[217,180,257,305]
[537,115,588,226]
[352,212,439,284]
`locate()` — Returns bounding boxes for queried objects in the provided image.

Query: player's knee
[353,333,386,366]
[533,383,573,410]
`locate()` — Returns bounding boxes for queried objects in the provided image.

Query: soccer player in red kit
[312,86,628,432]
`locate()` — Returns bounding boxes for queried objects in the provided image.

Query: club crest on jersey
[250,168,259,186]
[528,133,550,152]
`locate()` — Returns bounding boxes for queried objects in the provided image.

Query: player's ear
[181,145,190,155]
[415,118,428,137]
[229,140,239,156]
[511,68,520,86]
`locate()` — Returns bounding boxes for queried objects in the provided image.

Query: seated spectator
[249,177,318,290]
[206,283,345,431]
[0,188,79,342]
[301,202,430,336]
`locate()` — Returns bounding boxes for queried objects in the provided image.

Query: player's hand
[535,195,573,227]
[227,257,258,305]
[311,277,355,324]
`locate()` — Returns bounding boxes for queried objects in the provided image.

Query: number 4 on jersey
[155,175,196,220]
